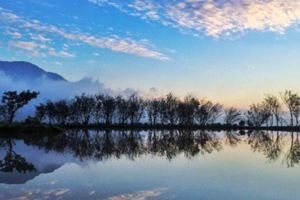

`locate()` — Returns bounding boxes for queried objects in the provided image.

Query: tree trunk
[8,111,15,124]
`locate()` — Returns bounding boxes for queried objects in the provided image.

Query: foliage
[0,90,39,124]
[1,89,300,127]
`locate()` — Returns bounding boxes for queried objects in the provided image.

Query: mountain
[0,61,66,82]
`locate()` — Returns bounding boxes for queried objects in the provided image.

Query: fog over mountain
[0,60,113,99]
[0,60,137,119]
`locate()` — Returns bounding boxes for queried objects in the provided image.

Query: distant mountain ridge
[0,61,66,82]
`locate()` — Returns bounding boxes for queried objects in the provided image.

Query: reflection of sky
[1,131,300,199]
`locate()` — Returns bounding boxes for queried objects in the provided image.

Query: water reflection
[1,130,300,199]
[0,137,36,173]
[1,130,300,171]
[285,133,300,167]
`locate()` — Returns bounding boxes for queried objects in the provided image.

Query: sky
[0,0,300,108]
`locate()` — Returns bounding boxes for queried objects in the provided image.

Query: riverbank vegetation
[1,90,300,130]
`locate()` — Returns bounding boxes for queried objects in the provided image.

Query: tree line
[1,89,300,127]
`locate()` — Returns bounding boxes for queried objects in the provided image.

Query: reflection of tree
[71,129,94,160]
[5,130,300,168]
[114,130,145,160]
[0,138,36,173]
[177,130,200,158]
[194,131,222,155]
[248,131,284,163]
[146,130,222,160]
[94,130,118,160]
[285,133,300,168]
[224,131,241,147]
[266,132,283,163]
[0,130,223,162]
[248,131,272,154]
[147,130,179,160]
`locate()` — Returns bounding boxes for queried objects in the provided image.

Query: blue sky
[1,0,300,107]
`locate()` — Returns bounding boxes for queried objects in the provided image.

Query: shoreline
[62,124,300,132]
[1,123,300,133]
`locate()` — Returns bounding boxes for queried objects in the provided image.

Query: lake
[0,130,300,200]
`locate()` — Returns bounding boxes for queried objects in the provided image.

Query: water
[0,130,300,200]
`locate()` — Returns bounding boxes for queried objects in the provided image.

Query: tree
[281,90,300,126]
[53,100,70,125]
[0,105,5,123]
[224,107,242,125]
[1,90,39,124]
[264,95,281,126]
[146,99,160,125]
[247,103,271,127]
[177,95,199,125]
[101,95,116,125]
[160,93,178,125]
[70,94,95,125]
[115,96,129,124]
[195,100,223,125]
[35,103,47,123]
[94,94,104,124]
[127,94,145,124]
[44,100,56,124]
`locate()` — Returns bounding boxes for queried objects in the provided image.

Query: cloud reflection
[106,188,167,200]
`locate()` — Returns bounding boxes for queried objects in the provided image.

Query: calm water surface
[1,130,300,200]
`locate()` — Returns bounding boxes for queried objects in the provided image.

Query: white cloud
[54,61,62,65]
[5,30,22,38]
[0,9,169,60]
[30,34,52,42]
[44,188,70,196]
[89,0,300,37]
[49,180,59,185]
[106,188,167,200]
[48,48,75,58]
[9,41,38,52]
[8,40,74,58]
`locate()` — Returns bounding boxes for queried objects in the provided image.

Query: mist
[0,72,137,120]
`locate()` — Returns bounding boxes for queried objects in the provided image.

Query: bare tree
[0,105,5,123]
[177,95,199,125]
[195,100,223,125]
[115,96,129,124]
[35,103,46,123]
[70,94,96,125]
[53,100,70,125]
[160,93,179,125]
[94,94,104,124]
[224,107,242,125]
[264,95,281,126]
[146,99,160,125]
[127,94,145,124]
[281,90,300,126]
[247,103,271,127]
[101,95,116,125]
